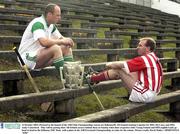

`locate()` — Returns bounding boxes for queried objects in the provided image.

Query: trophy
[60,61,84,89]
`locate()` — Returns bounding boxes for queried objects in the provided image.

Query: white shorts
[129,81,157,103]
[20,51,38,69]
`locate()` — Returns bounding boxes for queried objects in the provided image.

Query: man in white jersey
[18,3,74,72]
[87,37,163,103]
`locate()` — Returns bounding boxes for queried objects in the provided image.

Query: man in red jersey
[87,37,163,102]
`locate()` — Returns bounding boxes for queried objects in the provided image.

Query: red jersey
[124,52,163,93]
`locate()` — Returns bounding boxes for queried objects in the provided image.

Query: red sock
[90,71,110,83]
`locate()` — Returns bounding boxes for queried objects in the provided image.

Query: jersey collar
[41,15,49,27]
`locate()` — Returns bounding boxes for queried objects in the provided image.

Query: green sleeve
[31,22,44,33]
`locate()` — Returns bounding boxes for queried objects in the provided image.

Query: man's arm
[32,22,74,48]
[106,61,125,69]
[38,37,74,48]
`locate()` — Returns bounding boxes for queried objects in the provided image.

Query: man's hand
[106,62,113,69]
[61,37,74,47]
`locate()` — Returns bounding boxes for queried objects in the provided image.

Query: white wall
[151,0,180,17]
[116,0,180,17]
[116,0,151,6]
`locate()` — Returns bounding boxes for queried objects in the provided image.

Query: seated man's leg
[111,69,138,93]
[61,45,73,62]
[90,69,138,93]
[35,45,64,70]
[90,70,111,83]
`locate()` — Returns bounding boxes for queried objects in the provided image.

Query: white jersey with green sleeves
[18,15,63,56]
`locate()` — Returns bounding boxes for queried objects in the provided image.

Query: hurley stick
[13,47,53,112]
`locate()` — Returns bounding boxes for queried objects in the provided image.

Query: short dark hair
[44,3,57,16]
[140,37,156,52]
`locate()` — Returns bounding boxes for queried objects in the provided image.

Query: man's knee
[61,45,72,55]
[51,44,61,50]
[108,69,121,79]
[110,69,132,81]
[50,44,62,53]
